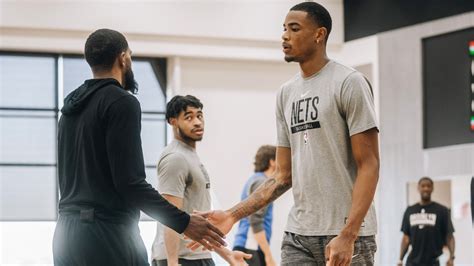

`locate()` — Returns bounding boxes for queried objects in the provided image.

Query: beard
[284,55,296,62]
[123,66,138,94]
[177,126,203,142]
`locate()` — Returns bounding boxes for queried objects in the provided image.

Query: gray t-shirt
[276,60,378,236]
[152,140,212,260]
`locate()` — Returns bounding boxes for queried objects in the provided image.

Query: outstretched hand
[187,210,236,250]
[183,213,226,251]
[195,210,235,234]
[228,250,252,266]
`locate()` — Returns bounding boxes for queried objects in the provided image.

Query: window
[133,59,168,220]
[0,166,57,220]
[0,53,57,221]
[0,55,56,109]
[62,56,92,97]
[0,53,167,221]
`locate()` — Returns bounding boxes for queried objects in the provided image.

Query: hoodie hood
[61,78,121,115]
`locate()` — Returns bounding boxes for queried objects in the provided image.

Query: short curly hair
[165,95,203,123]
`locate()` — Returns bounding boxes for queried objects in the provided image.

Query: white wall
[0,0,343,44]
[0,0,343,61]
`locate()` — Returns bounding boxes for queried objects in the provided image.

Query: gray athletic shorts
[281,232,377,265]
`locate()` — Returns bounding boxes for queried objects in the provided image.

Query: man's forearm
[341,164,379,238]
[447,235,455,259]
[399,244,408,261]
[164,228,180,264]
[228,173,291,221]
[399,235,410,261]
[214,246,233,263]
[253,230,273,259]
[161,194,185,264]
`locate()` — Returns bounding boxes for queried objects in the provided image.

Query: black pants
[153,258,215,266]
[233,246,266,266]
[406,259,440,266]
[53,214,149,266]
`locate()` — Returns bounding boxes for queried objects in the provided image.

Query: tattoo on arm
[229,177,291,221]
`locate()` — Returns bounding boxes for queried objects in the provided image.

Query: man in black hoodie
[52,29,225,266]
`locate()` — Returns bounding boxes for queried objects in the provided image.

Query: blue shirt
[233,172,273,249]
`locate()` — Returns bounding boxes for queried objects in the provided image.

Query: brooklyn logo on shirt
[290,96,321,134]
[409,208,437,229]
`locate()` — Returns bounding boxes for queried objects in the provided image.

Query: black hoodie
[58,78,190,233]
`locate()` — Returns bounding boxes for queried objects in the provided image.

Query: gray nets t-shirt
[152,140,212,260]
[276,60,378,236]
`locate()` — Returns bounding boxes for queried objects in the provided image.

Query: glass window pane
[134,61,166,112]
[141,116,166,166]
[145,167,159,191]
[63,57,92,97]
[62,58,166,112]
[0,166,57,220]
[0,112,56,164]
[0,55,56,109]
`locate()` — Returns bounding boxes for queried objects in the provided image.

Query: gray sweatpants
[281,232,377,266]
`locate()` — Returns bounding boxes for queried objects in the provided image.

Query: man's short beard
[123,67,138,94]
[284,55,297,63]
[178,127,203,142]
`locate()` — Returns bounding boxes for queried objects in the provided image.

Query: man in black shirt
[398,177,455,266]
[52,29,225,266]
